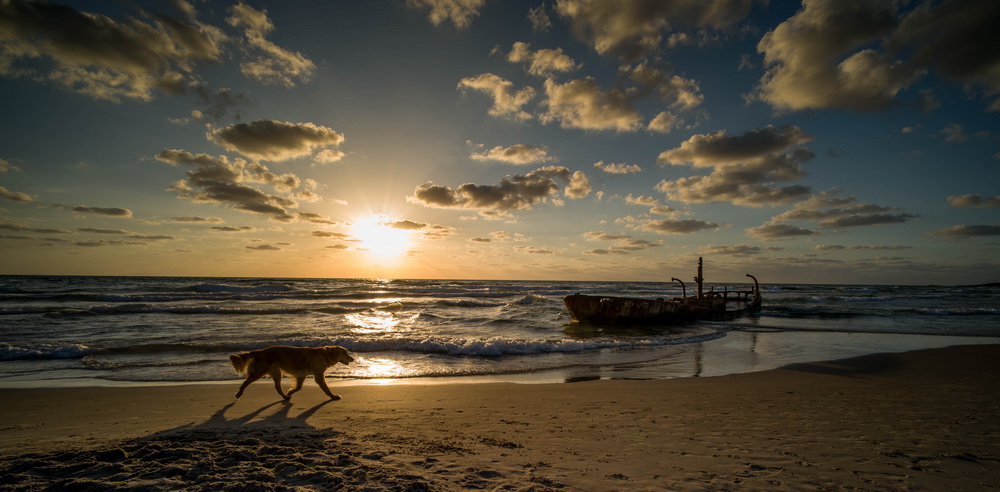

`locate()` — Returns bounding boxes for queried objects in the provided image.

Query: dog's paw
[329,394,342,401]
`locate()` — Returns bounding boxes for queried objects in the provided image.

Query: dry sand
[2,344,999,491]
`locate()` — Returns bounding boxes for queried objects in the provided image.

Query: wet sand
[2,344,999,490]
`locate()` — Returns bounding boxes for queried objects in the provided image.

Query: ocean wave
[328,331,729,357]
[0,343,91,361]
[190,283,294,294]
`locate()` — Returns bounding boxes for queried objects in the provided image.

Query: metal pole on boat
[671,278,686,298]
[695,257,704,299]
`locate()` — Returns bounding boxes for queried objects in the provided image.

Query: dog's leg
[235,371,264,399]
[269,368,289,400]
[314,371,341,400]
[286,376,306,399]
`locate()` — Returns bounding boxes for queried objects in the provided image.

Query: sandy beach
[2,344,999,491]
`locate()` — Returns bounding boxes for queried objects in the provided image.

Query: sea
[1,276,998,388]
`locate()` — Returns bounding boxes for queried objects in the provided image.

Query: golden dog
[230,345,354,401]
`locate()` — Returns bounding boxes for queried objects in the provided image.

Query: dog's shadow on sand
[142,398,342,447]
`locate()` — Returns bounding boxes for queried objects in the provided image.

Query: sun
[351,214,414,262]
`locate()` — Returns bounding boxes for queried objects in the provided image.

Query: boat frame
[563,257,761,324]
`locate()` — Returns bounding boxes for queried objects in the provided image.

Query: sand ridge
[2,345,999,490]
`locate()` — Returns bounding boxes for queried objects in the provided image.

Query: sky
[0,0,998,284]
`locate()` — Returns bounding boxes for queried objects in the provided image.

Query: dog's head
[324,346,354,366]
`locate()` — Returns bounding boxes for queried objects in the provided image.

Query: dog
[230,345,354,401]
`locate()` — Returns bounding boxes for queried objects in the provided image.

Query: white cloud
[470,143,555,165]
[227,3,315,88]
[507,42,580,77]
[406,0,485,29]
[458,73,536,121]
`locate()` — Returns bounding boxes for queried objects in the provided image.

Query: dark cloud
[156,149,308,221]
[701,244,764,256]
[948,194,1000,208]
[0,220,72,235]
[171,216,224,223]
[746,223,819,240]
[409,166,590,211]
[207,120,344,161]
[0,0,226,101]
[210,226,256,232]
[556,0,755,61]
[767,191,918,230]
[755,0,1000,112]
[638,219,720,234]
[0,185,33,203]
[583,231,664,254]
[928,223,1000,239]
[0,1,314,101]
[656,125,814,207]
[246,244,281,251]
[71,206,133,217]
[78,228,128,235]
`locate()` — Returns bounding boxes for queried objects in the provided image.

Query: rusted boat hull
[563,258,761,324]
[563,293,760,324]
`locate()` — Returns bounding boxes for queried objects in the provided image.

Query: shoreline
[2,344,999,489]
[3,330,999,389]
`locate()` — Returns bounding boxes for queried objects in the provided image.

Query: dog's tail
[229,352,252,375]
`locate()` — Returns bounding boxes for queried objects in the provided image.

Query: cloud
[624,194,659,207]
[701,244,764,256]
[406,0,485,29]
[754,0,923,112]
[409,166,591,211]
[71,206,133,217]
[0,158,20,173]
[514,245,560,255]
[928,222,1000,239]
[78,227,128,235]
[815,244,913,251]
[458,74,536,121]
[246,244,281,251]
[171,216,223,223]
[207,120,345,162]
[0,185,33,203]
[637,219,720,234]
[0,220,72,235]
[888,0,1000,111]
[190,87,252,124]
[583,231,663,255]
[655,125,815,207]
[470,143,555,165]
[227,3,314,87]
[594,161,642,174]
[0,0,228,101]
[156,149,309,221]
[528,4,553,32]
[506,42,580,77]
[313,149,346,165]
[377,219,456,239]
[540,77,643,132]
[555,0,755,61]
[768,190,917,229]
[755,0,1000,112]
[539,66,704,133]
[210,226,256,232]
[948,194,1000,208]
[745,223,819,240]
